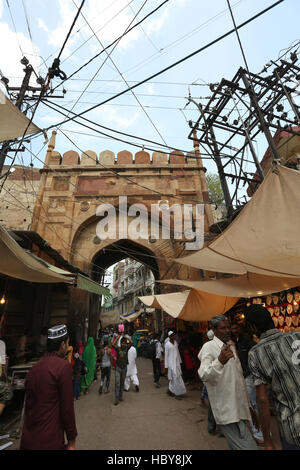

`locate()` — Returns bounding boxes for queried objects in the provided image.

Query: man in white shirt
[124,340,139,392]
[165,331,186,400]
[198,315,257,450]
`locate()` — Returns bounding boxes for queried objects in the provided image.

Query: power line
[60,0,148,124]
[226,0,250,73]
[0,174,182,271]
[51,0,169,93]
[40,98,257,165]
[60,0,136,65]
[5,0,24,56]
[33,0,285,138]
[57,0,86,60]
[113,0,246,80]
[71,0,169,148]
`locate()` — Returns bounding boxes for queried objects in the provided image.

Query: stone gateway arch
[31,131,214,337]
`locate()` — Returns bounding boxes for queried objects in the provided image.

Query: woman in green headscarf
[80,337,97,395]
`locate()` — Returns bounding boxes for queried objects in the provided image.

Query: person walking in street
[151,333,162,388]
[230,321,264,446]
[112,335,129,406]
[72,345,82,400]
[20,325,77,450]
[98,340,113,395]
[245,304,300,450]
[200,329,221,437]
[77,339,84,358]
[165,331,186,400]
[198,315,257,450]
[124,340,139,392]
[81,337,97,395]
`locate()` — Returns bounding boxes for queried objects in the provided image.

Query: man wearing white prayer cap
[164,331,186,400]
[20,324,78,450]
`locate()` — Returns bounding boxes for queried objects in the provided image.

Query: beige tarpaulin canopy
[139,290,238,322]
[0,89,41,142]
[176,165,300,278]
[0,226,110,297]
[159,273,300,298]
[0,225,75,284]
[100,308,120,328]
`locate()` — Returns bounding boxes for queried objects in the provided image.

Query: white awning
[0,89,41,142]
[176,165,300,277]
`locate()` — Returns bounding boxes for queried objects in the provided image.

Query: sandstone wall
[0,165,41,231]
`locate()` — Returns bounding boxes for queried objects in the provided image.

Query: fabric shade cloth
[120,308,144,323]
[100,308,120,327]
[0,89,41,142]
[0,225,110,296]
[159,273,300,298]
[0,225,75,284]
[139,290,238,322]
[176,165,300,278]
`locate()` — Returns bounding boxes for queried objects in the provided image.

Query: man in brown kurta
[20,325,78,450]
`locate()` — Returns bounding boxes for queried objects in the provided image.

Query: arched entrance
[91,239,160,283]
[30,139,214,338]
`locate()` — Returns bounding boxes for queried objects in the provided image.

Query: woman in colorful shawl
[80,337,97,395]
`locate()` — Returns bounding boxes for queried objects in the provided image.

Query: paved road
[8,356,228,451]
[72,357,227,451]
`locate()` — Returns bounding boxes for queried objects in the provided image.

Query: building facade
[112,258,155,316]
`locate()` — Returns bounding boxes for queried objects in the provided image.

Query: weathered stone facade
[0,165,41,230]
[30,132,215,286]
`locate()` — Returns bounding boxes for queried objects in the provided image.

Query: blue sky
[0,0,299,198]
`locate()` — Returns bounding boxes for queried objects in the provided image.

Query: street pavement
[7,357,282,451]
[7,356,227,450]
[71,357,227,451]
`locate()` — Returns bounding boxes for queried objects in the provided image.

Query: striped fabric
[248,329,300,446]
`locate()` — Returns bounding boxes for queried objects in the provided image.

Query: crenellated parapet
[47,148,202,168]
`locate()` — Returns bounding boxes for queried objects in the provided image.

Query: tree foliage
[206,173,225,207]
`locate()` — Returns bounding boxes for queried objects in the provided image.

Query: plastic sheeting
[176,165,300,278]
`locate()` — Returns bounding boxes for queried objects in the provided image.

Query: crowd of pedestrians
[9,303,300,450]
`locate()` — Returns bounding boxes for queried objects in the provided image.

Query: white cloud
[0,1,3,19]
[83,0,140,51]
[42,0,84,57]
[146,6,170,35]
[0,22,42,85]
[37,18,49,33]
[91,105,140,129]
[147,84,154,94]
